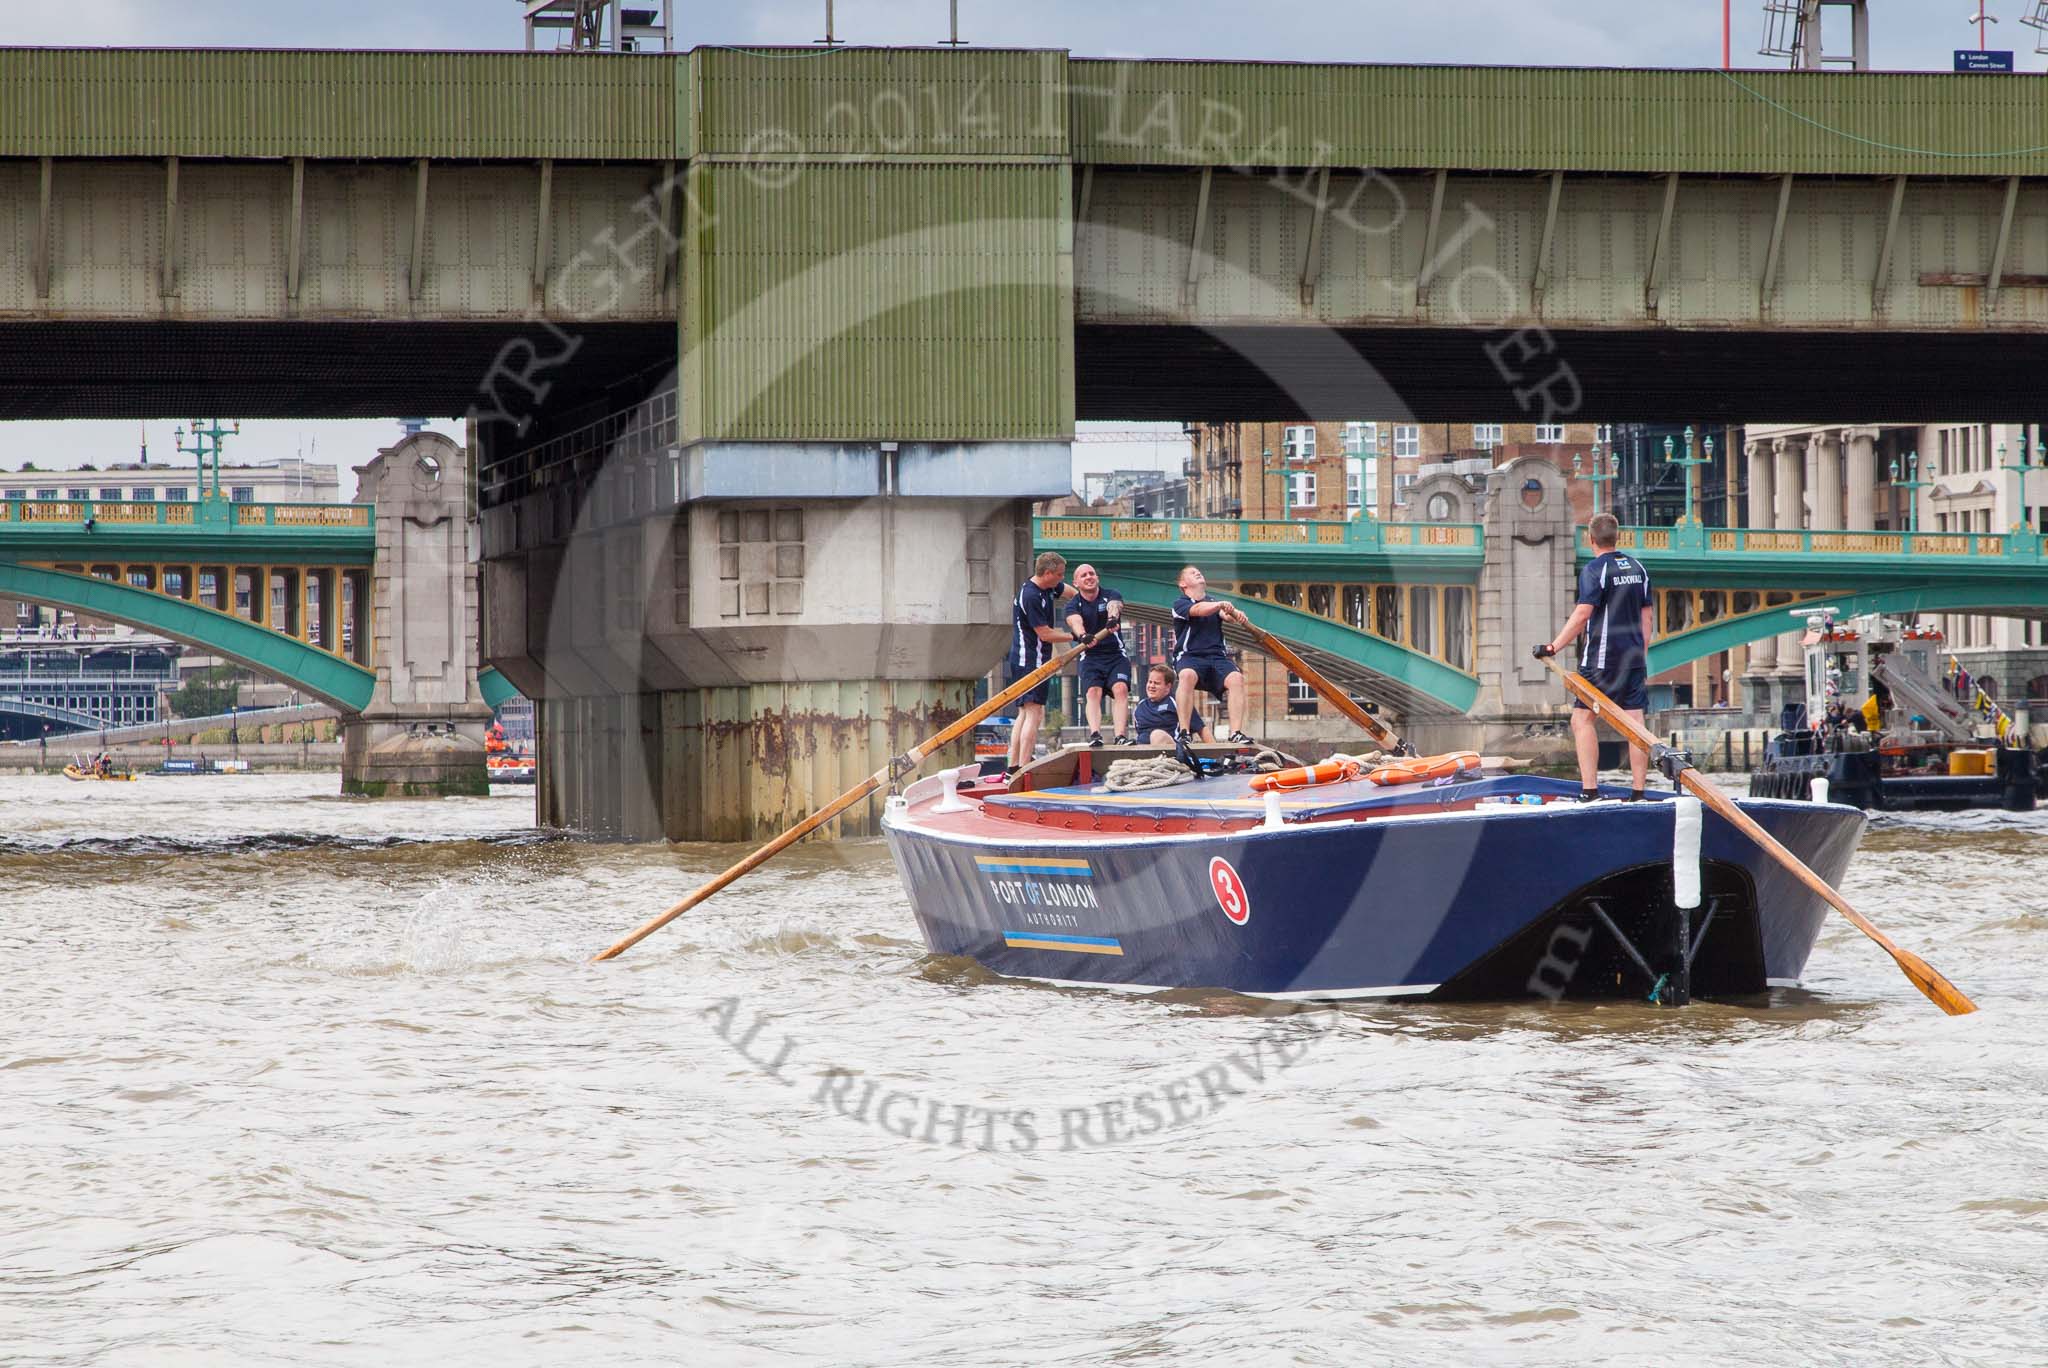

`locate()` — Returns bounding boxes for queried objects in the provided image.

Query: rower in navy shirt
[1169,564,1256,745]
[1133,663,1210,744]
[1006,551,1077,778]
[1065,564,1132,745]
[1534,512,1656,800]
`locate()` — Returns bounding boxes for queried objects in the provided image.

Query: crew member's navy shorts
[1079,656,1133,696]
[1175,652,1240,698]
[1007,662,1052,708]
[1574,663,1647,711]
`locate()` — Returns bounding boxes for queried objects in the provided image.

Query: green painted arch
[1650,581,2048,673]
[478,667,519,711]
[0,563,376,713]
[1109,571,1481,717]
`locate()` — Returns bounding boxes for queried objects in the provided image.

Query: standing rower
[1005,552,1075,781]
[1534,512,1655,801]
[1065,564,1132,746]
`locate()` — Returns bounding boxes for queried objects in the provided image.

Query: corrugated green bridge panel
[688,48,1068,159]
[0,49,675,159]
[11,49,2048,177]
[1068,60,2048,176]
[682,161,1072,443]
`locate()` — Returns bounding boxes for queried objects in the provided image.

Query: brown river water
[3,772,2046,1365]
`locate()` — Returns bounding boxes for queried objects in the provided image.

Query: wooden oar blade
[1537,653,1979,1017]
[1890,948,1979,1016]
[590,633,1102,961]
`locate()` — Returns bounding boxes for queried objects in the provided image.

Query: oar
[1538,654,1977,1017]
[591,631,1108,962]
[1235,618,1409,755]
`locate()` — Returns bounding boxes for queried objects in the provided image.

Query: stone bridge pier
[341,432,493,797]
[1400,457,1578,766]
[483,443,1065,842]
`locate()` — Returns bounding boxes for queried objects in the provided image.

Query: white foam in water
[398,883,484,973]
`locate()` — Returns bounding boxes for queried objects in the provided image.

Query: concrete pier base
[535,679,975,841]
[342,718,489,797]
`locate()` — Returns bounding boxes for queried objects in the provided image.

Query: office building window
[98,487,122,500]
[1288,471,1317,508]
[230,486,256,503]
[1286,673,1318,716]
[1473,423,1503,448]
[1393,425,1420,458]
[66,487,89,499]
[35,488,57,500]
[1282,426,1316,462]
[1534,424,1566,443]
[2,489,23,499]
[130,487,156,501]
[1394,472,1417,506]
[165,487,189,501]
[1346,458,1363,511]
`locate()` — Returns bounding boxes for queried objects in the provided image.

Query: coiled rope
[1101,747,1300,791]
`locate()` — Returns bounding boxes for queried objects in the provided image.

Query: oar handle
[1240,620,1404,753]
[1538,655,1976,1016]
[591,630,1105,961]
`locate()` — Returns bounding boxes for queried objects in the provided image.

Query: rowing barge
[883,745,1866,1003]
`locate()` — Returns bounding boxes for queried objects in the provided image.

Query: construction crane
[2023,2,2048,53]
[1759,0,1870,69]
[519,1,673,53]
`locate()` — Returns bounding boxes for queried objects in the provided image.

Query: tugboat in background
[1749,611,2041,811]
[484,718,536,785]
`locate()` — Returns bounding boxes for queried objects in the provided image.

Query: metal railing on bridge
[1036,515,1482,553]
[1591,524,2048,560]
[0,497,372,536]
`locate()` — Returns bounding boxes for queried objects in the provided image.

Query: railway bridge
[8,46,2048,831]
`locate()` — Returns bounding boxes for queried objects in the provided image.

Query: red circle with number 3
[1209,856,1250,926]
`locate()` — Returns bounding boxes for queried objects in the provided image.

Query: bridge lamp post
[1260,444,1308,521]
[1665,426,1714,527]
[1891,452,1929,538]
[1997,440,2036,532]
[1572,448,1618,515]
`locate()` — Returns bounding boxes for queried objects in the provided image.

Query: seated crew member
[1065,563,1133,746]
[1004,551,1077,780]
[1533,511,1654,802]
[1169,564,1256,747]
[1132,663,1210,745]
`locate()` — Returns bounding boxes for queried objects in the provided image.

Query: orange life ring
[1365,750,1482,786]
[1249,758,1363,792]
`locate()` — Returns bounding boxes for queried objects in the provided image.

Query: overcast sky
[0,1,2036,69]
[2,3,2035,490]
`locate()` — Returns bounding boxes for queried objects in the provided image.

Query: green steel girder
[1109,570,1479,717]
[1651,581,2048,674]
[0,563,376,713]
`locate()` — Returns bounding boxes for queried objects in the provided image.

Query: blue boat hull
[884,796,1865,1001]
